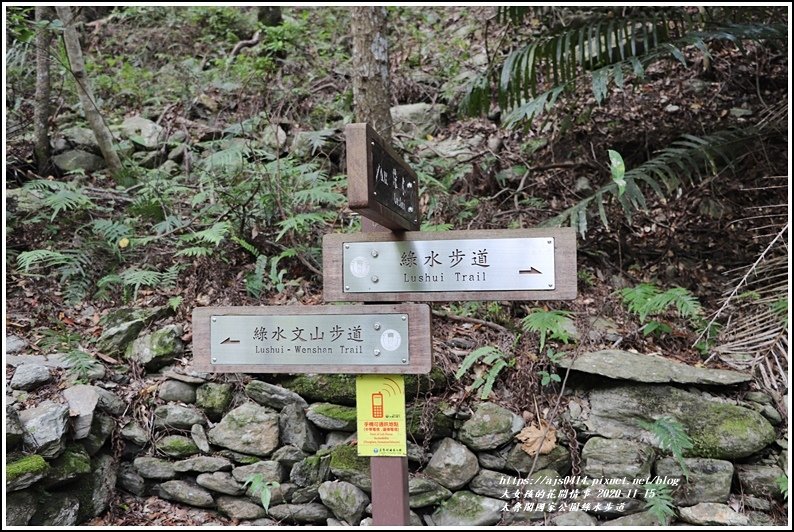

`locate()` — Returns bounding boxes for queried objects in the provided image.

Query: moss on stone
[196,383,233,419]
[281,375,357,405]
[7,455,49,481]
[329,445,370,474]
[406,402,454,441]
[158,436,199,458]
[43,445,90,486]
[313,403,357,423]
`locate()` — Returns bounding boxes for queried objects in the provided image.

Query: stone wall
[5,309,788,526]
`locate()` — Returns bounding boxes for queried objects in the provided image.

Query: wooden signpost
[346,123,420,231]
[191,122,577,527]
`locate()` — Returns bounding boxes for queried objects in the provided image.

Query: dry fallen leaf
[515,421,556,456]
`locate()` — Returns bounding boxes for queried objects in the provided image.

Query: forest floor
[5,6,789,526]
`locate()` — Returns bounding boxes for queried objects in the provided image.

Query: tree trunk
[33,6,53,175]
[55,6,122,176]
[350,7,393,140]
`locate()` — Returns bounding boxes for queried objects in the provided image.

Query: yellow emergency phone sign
[355,374,407,457]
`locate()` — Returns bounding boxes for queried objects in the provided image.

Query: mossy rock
[406,401,454,442]
[42,444,91,488]
[329,445,371,491]
[158,435,200,458]
[7,455,49,491]
[280,368,446,406]
[196,382,233,421]
[307,403,357,431]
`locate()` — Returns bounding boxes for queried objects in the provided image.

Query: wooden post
[361,217,411,525]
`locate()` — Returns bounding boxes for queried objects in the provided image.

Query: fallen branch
[432,310,511,335]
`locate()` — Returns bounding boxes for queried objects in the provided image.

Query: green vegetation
[244,473,280,513]
[454,346,515,399]
[6,455,49,481]
[638,416,694,479]
[642,482,676,525]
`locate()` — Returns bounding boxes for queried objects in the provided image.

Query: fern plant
[776,474,788,500]
[17,248,93,304]
[454,346,515,399]
[620,283,704,337]
[639,416,693,479]
[61,349,102,383]
[521,308,574,351]
[642,482,676,525]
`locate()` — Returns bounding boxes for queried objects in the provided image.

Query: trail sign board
[323,228,577,302]
[193,304,431,374]
[346,123,420,231]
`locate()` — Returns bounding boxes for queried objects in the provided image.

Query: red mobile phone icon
[371,392,384,418]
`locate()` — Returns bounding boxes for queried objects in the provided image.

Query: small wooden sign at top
[346,123,420,231]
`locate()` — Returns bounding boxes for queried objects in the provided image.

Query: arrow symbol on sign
[220,337,240,344]
[519,267,543,275]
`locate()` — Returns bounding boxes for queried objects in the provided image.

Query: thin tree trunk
[350,7,393,140]
[55,6,122,176]
[33,6,52,175]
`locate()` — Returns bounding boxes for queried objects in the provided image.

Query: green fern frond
[521,309,574,351]
[639,416,693,479]
[17,249,73,272]
[186,221,232,246]
[454,346,498,380]
[275,212,331,241]
[91,219,132,247]
[291,182,345,207]
[232,236,261,257]
[545,128,752,236]
[119,268,162,300]
[643,482,676,525]
[175,246,214,258]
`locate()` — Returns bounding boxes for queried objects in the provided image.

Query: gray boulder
[280,403,321,454]
[586,384,775,459]
[307,403,357,431]
[63,384,99,439]
[157,435,199,458]
[197,472,245,496]
[82,412,115,455]
[408,477,452,508]
[272,445,307,470]
[76,453,117,521]
[195,382,233,421]
[125,324,184,370]
[120,115,165,149]
[117,463,145,496]
[318,480,369,525]
[121,421,149,447]
[217,496,266,520]
[246,380,308,410]
[736,464,786,499]
[174,456,233,473]
[18,400,70,458]
[61,125,100,151]
[6,490,38,526]
[134,457,176,480]
[469,468,519,499]
[6,334,28,354]
[153,404,204,430]
[53,150,106,173]
[191,424,211,453]
[604,510,668,526]
[581,437,655,481]
[30,492,80,526]
[6,407,24,450]
[94,386,126,415]
[208,402,280,456]
[6,454,49,492]
[431,491,502,526]
[391,103,446,138]
[232,461,284,484]
[10,363,51,391]
[159,380,197,403]
[97,319,145,356]
[654,457,733,505]
[267,503,330,524]
[558,350,751,385]
[291,455,331,488]
[505,443,571,475]
[678,503,749,526]
[458,402,524,451]
[424,437,479,490]
[159,480,214,508]
[329,445,371,491]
